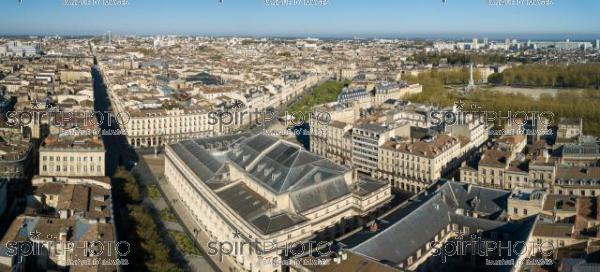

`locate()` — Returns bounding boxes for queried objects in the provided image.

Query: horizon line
[1,32,600,40]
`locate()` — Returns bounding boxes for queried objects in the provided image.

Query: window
[513,208,518,214]
[523,209,528,216]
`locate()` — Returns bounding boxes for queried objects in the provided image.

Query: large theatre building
[164,134,391,272]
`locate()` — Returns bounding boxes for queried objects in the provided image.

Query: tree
[488,73,503,85]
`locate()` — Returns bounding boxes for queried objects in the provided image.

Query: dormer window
[272,171,281,181]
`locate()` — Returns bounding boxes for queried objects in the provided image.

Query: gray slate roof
[349,181,520,267]
[168,133,362,235]
[226,134,348,195]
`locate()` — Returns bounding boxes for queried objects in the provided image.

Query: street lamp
[192,228,200,248]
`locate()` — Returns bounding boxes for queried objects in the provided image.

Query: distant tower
[596,39,600,50]
[472,38,479,50]
[466,63,475,91]
[107,31,112,45]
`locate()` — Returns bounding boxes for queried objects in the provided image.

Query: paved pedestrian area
[138,154,242,272]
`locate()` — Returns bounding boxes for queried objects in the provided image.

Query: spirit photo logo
[208,109,331,128]
[430,232,554,264]
[430,100,555,135]
[5,240,131,264]
[206,231,334,259]
[4,109,131,128]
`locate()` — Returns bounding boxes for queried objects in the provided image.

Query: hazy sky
[1,0,599,39]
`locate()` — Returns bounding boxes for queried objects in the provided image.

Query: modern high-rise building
[352,122,411,175]
[105,30,112,44]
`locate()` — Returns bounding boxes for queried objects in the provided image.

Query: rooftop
[343,181,525,270]
[40,135,104,150]
[167,133,385,235]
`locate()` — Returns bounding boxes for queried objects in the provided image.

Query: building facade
[39,135,106,177]
[164,134,391,272]
[378,134,461,193]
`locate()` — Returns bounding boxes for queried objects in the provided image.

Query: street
[92,65,139,176]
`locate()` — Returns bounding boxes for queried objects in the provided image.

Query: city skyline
[1,0,599,38]
[3,5,600,271]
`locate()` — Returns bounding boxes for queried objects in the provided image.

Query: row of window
[42,164,102,173]
[512,207,528,216]
[42,155,102,162]
[556,189,598,197]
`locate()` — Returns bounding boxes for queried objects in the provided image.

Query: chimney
[314,172,322,183]
[59,227,69,243]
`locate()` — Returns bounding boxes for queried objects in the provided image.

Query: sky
[0,0,599,39]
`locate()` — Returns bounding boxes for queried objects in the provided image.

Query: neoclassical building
[124,107,215,147]
[165,134,391,272]
[378,134,461,193]
[39,135,106,177]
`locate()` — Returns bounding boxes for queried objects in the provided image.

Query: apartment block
[39,135,106,177]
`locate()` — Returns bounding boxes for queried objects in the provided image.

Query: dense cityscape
[1,1,600,272]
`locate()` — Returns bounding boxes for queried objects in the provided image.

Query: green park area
[405,65,600,136]
[286,80,349,114]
